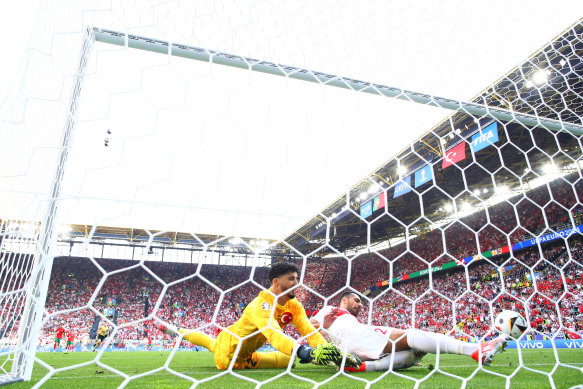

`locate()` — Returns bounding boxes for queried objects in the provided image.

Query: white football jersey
[312,306,393,360]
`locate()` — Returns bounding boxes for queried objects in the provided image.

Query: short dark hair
[268,262,300,283]
[340,291,357,301]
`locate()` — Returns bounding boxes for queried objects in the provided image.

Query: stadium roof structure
[284,19,583,257]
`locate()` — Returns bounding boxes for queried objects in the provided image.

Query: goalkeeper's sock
[256,351,291,368]
[406,329,476,356]
[364,350,423,371]
[179,329,214,351]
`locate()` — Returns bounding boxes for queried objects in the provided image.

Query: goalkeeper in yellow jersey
[158,262,360,370]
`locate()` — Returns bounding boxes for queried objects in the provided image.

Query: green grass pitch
[9,348,583,388]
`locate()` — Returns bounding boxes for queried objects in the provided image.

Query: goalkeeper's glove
[296,343,361,368]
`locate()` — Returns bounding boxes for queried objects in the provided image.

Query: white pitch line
[40,363,583,380]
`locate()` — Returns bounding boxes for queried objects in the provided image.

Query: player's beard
[348,303,361,316]
[284,285,295,299]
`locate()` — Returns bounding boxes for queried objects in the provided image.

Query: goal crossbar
[93,27,583,136]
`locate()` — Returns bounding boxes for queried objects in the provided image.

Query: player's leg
[387,329,507,365]
[158,324,215,352]
[210,331,287,370]
[347,349,426,372]
[212,332,236,370]
[224,350,291,370]
[254,351,291,368]
[179,329,214,351]
[387,329,477,355]
[341,326,425,373]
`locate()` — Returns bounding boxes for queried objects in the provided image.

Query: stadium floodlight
[543,163,558,174]
[57,224,72,236]
[254,240,270,250]
[229,237,243,245]
[532,69,550,86]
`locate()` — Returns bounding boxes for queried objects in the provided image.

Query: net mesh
[0,1,582,387]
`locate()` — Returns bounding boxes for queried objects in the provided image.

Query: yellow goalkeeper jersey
[98,326,108,336]
[220,288,326,357]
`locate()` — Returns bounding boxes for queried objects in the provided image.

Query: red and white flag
[442,142,466,169]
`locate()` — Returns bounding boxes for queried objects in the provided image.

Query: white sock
[364,350,423,371]
[405,329,477,356]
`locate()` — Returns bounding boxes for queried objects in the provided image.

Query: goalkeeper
[158,262,360,369]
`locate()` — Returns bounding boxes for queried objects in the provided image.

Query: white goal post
[4,27,95,384]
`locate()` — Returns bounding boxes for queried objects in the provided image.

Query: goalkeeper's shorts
[212,331,256,369]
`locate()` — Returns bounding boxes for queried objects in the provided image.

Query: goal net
[0,1,582,387]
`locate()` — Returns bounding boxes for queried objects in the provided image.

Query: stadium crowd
[0,176,580,347]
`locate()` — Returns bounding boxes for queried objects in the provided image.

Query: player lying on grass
[311,292,508,372]
[158,262,361,370]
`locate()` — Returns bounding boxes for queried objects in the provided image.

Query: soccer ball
[494,310,528,339]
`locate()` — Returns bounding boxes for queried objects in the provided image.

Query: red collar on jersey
[333,308,352,317]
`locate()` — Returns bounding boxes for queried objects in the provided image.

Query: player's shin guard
[179,329,214,351]
[256,351,291,368]
[405,329,476,356]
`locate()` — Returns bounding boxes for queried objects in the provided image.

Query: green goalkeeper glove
[296,344,362,368]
